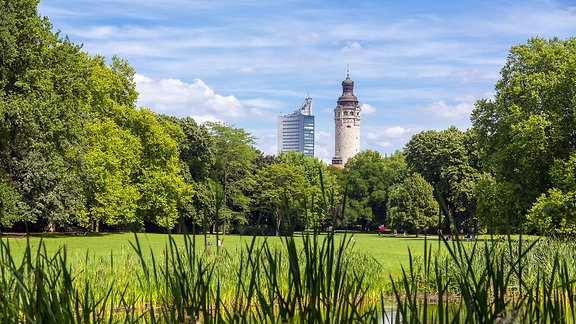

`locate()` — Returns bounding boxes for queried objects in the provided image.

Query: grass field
[1,230,574,322]
[2,232,449,276]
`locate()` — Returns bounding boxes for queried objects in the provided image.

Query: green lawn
[2,231,457,277]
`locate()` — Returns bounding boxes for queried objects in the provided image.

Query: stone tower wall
[334,108,360,165]
[333,71,361,166]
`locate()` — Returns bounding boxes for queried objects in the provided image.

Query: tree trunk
[275,210,281,236]
[46,222,55,233]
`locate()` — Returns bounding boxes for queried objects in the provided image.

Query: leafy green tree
[526,152,576,235]
[405,127,480,230]
[474,173,519,234]
[331,150,407,230]
[0,176,18,227]
[173,117,214,182]
[155,116,215,232]
[1,0,198,232]
[204,122,258,232]
[83,118,142,231]
[344,150,384,230]
[0,0,94,230]
[87,56,139,122]
[132,109,193,230]
[472,37,576,227]
[387,172,438,236]
[527,189,576,236]
[251,163,311,236]
[549,152,576,193]
[275,151,338,229]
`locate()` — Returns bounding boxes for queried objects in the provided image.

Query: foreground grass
[1,231,574,322]
[2,231,437,308]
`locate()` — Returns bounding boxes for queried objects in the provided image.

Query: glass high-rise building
[277,97,314,157]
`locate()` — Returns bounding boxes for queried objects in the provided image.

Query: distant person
[378,225,386,236]
[217,239,222,247]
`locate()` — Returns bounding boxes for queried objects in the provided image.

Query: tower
[277,97,314,157]
[332,70,361,167]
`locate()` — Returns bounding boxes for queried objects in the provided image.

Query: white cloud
[243,98,283,110]
[315,130,333,164]
[421,100,474,120]
[135,74,244,120]
[240,66,254,73]
[251,129,277,156]
[367,126,410,140]
[361,103,376,114]
[365,126,412,149]
[342,41,362,52]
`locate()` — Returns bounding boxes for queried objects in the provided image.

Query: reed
[1,228,575,322]
[387,232,576,323]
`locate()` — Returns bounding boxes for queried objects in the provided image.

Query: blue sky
[39,0,576,162]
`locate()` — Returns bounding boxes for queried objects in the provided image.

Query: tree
[527,189,576,236]
[155,115,215,233]
[405,127,480,231]
[172,117,214,182]
[474,173,519,234]
[0,176,18,227]
[251,163,311,236]
[132,109,193,230]
[204,122,258,232]
[471,37,576,227]
[1,0,197,232]
[83,118,142,231]
[341,150,407,230]
[0,0,94,230]
[387,173,438,236]
[275,151,338,229]
[526,152,576,235]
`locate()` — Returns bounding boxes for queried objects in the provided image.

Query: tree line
[1,0,575,235]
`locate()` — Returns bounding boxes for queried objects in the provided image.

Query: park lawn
[1,231,531,301]
[2,232,448,277]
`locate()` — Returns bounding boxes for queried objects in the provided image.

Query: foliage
[0,176,18,226]
[386,172,439,235]
[474,173,520,234]
[527,189,576,236]
[405,126,480,231]
[204,122,258,232]
[275,151,338,229]
[341,150,407,230]
[472,37,576,227]
[2,231,576,322]
[0,0,196,231]
[83,118,142,230]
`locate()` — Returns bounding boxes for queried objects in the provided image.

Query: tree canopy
[405,126,480,231]
[472,37,576,230]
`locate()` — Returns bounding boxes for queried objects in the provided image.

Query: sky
[38,0,576,163]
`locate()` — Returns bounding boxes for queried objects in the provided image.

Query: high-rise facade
[332,70,361,167]
[277,97,314,157]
